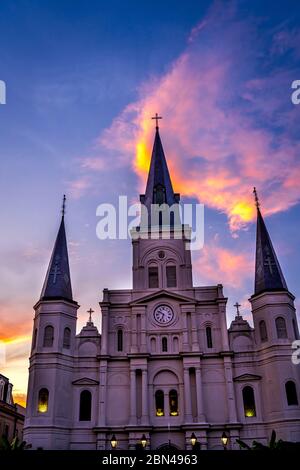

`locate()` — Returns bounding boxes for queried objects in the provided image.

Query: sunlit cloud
[81,5,300,233]
[194,242,253,289]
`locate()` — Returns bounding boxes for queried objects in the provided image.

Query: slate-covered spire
[140,116,180,226]
[253,187,287,296]
[40,195,73,302]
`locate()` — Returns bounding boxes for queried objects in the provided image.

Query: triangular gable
[72,377,99,386]
[130,289,195,305]
[233,373,261,382]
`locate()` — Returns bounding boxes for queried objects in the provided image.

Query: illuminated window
[169,389,179,416]
[43,325,54,347]
[166,266,177,288]
[117,329,123,352]
[38,388,49,413]
[63,327,71,349]
[79,390,92,421]
[206,327,213,349]
[149,267,159,288]
[285,381,298,406]
[32,328,37,350]
[276,317,287,339]
[155,390,164,416]
[162,337,168,352]
[259,320,268,342]
[243,386,256,417]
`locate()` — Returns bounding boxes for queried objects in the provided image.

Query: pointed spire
[253,188,287,296]
[140,118,180,223]
[40,196,73,302]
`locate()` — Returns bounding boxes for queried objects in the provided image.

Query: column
[224,357,237,422]
[100,306,109,354]
[218,301,230,351]
[98,360,107,426]
[140,312,147,353]
[141,369,149,424]
[183,368,192,422]
[182,312,189,352]
[191,311,199,352]
[195,367,206,422]
[130,369,137,424]
[131,314,137,353]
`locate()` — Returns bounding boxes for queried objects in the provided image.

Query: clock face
[154,305,174,324]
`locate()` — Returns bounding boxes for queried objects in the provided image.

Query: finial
[253,187,260,210]
[87,308,94,324]
[61,194,66,218]
[234,302,241,318]
[151,113,162,130]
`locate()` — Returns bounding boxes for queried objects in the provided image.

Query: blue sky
[0,0,300,403]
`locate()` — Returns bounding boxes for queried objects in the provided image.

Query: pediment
[72,377,99,386]
[130,289,196,305]
[233,373,261,382]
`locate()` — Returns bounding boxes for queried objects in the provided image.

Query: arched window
[63,327,71,349]
[43,325,54,347]
[166,266,177,288]
[173,336,179,353]
[154,185,166,205]
[285,381,298,406]
[242,386,256,417]
[155,390,164,416]
[38,388,49,413]
[206,327,213,349]
[259,320,268,342]
[150,337,156,353]
[169,389,179,416]
[276,317,288,339]
[148,266,159,288]
[117,329,123,352]
[32,328,37,350]
[79,390,92,421]
[162,337,168,352]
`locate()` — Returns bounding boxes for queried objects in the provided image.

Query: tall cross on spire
[61,194,66,218]
[234,302,241,318]
[151,113,162,130]
[253,187,260,210]
[87,308,94,324]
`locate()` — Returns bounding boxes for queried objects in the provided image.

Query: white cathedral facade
[24,125,300,450]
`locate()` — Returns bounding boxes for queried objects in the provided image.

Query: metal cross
[264,250,276,275]
[234,302,241,318]
[87,308,94,323]
[151,113,162,129]
[253,187,260,210]
[51,255,61,284]
[62,194,66,217]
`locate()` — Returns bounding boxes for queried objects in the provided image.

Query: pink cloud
[194,242,253,289]
[84,7,300,233]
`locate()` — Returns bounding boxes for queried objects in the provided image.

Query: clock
[154,305,174,324]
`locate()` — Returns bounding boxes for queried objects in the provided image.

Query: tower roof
[140,124,180,227]
[253,188,287,296]
[40,197,73,302]
[144,127,177,205]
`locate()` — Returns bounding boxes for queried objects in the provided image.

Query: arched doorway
[157,442,180,451]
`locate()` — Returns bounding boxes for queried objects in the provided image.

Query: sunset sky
[0,0,300,407]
